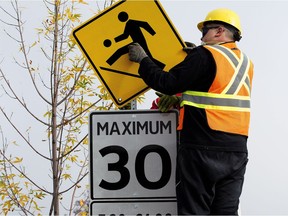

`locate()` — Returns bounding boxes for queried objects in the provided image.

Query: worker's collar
[201,41,236,46]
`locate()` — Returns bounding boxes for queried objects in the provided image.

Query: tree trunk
[51,1,60,215]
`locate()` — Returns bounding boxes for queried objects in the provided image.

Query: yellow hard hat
[197,8,242,35]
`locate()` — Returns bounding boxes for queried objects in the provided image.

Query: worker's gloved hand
[156,92,180,113]
[128,43,148,63]
[183,41,196,54]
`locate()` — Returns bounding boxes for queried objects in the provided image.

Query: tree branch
[59,171,88,195]
[57,60,87,106]
[0,106,51,161]
[12,0,51,106]
[0,150,51,195]
[0,68,49,126]
[59,134,88,160]
[57,97,102,128]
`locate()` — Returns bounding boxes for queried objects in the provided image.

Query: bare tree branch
[0,2,18,20]
[0,106,51,161]
[0,150,51,195]
[0,68,49,126]
[12,0,51,106]
[59,171,88,195]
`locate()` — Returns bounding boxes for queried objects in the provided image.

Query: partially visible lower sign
[90,200,177,216]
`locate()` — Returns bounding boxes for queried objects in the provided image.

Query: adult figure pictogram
[106,11,165,69]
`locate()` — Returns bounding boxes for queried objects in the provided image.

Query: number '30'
[99,144,172,190]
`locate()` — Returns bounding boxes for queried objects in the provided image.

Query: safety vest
[180,43,253,136]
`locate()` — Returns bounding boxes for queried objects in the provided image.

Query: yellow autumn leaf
[78,0,88,4]
[35,191,45,200]
[13,157,23,163]
[24,181,30,188]
[62,173,71,180]
[70,155,78,163]
[65,8,72,19]
[33,200,41,211]
[0,181,5,188]
[83,137,88,145]
[30,41,37,48]
[80,212,88,216]
[79,199,84,206]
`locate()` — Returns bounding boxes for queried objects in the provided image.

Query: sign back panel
[72,0,186,107]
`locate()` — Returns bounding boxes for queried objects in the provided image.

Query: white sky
[1,0,288,215]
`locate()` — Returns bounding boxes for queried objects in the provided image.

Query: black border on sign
[89,110,179,201]
[72,0,185,107]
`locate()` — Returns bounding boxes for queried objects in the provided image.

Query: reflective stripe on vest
[207,45,251,96]
[181,91,250,112]
[181,45,251,112]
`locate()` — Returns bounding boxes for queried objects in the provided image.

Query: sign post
[89,110,178,215]
[72,0,186,107]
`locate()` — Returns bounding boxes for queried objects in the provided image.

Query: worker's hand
[156,92,180,112]
[128,43,148,63]
[183,41,196,54]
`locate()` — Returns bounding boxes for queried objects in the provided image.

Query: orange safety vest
[180,43,254,136]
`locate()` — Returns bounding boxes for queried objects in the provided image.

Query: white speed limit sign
[89,110,178,200]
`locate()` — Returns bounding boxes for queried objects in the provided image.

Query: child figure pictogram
[106,11,165,69]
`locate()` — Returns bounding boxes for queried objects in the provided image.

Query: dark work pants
[176,146,248,215]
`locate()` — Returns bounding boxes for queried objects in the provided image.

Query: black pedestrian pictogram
[106,11,165,69]
[101,38,141,78]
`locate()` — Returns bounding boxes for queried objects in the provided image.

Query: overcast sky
[1,0,288,215]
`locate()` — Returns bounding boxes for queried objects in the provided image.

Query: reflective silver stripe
[211,45,239,67]
[245,77,251,94]
[206,45,251,95]
[226,53,249,94]
[184,45,252,111]
[182,93,250,109]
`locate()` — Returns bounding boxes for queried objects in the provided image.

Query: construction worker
[128,8,254,215]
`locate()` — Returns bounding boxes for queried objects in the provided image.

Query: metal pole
[131,99,137,110]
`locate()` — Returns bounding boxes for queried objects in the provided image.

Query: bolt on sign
[72,0,186,107]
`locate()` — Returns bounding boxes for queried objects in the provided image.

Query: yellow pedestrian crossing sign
[72,0,187,107]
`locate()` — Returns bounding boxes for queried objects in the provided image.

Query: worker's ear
[215,26,224,37]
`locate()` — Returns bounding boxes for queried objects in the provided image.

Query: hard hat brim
[197,21,205,31]
[197,20,241,35]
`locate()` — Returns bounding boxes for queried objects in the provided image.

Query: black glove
[183,41,196,54]
[156,92,180,113]
[128,43,148,63]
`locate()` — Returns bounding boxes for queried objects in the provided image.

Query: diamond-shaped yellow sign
[72,0,187,107]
